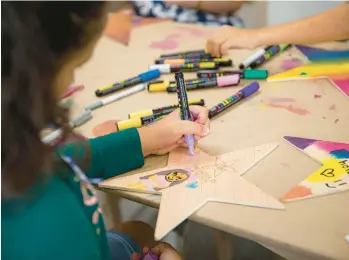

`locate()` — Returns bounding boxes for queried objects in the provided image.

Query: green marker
[197,69,268,80]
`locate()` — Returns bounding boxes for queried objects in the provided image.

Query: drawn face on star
[165,171,189,182]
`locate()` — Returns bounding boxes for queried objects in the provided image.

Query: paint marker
[239,46,273,69]
[148,75,239,93]
[197,69,268,80]
[42,110,92,144]
[160,49,207,58]
[86,83,145,111]
[208,82,260,119]
[128,99,205,119]
[175,72,195,156]
[141,251,159,260]
[95,69,160,96]
[156,57,232,67]
[117,113,166,131]
[149,62,218,74]
[249,44,291,69]
[61,84,84,99]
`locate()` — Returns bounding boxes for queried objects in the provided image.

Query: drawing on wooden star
[268,45,349,98]
[100,143,284,240]
[280,136,349,202]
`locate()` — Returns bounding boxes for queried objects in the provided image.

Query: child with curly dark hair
[1,2,210,260]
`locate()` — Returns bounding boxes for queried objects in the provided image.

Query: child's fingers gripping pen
[174,72,195,156]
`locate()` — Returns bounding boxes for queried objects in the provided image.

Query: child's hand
[138,105,210,156]
[131,243,182,260]
[206,26,260,57]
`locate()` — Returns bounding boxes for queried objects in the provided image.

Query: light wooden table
[73,22,349,260]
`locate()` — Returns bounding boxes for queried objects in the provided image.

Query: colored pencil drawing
[268,45,349,99]
[100,143,282,240]
[281,136,349,202]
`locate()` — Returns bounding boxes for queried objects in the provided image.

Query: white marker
[239,45,273,69]
[345,234,349,244]
[41,110,92,144]
[86,83,145,111]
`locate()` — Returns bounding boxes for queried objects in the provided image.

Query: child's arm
[58,106,210,180]
[206,4,349,56]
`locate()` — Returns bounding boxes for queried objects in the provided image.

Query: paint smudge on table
[329,104,336,111]
[313,94,322,99]
[260,103,310,116]
[334,119,339,124]
[92,120,118,137]
[268,97,296,103]
[149,34,180,50]
[281,58,304,71]
[280,185,313,201]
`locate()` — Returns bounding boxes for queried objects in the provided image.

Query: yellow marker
[128,99,205,118]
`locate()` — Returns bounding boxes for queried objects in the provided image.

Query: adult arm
[255,4,349,46]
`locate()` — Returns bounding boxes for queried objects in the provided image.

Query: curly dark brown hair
[1,2,107,198]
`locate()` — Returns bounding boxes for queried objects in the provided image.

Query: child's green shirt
[2,128,144,260]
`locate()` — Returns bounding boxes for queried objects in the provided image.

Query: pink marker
[186,74,240,90]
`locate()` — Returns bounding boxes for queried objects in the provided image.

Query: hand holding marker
[175,72,195,156]
[95,69,160,96]
[148,75,240,93]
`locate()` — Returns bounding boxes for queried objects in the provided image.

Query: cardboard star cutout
[268,45,349,98]
[100,143,284,240]
[281,136,349,202]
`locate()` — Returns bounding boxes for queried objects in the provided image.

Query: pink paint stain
[268,97,296,103]
[329,104,336,111]
[149,34,180,50]
[281,58,304,71]
[177,26,212,37]
[265,103,311,116]
[313,94,322,99]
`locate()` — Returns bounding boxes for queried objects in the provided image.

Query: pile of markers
[43,44,292,143]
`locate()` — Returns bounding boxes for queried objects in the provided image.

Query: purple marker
[208,82,260,118]
[175,72,195,156]
[141,251,159,260]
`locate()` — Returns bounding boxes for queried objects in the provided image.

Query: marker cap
[139,69,161,82]
[240,82,260,98]
[117,118,142,131]
[149,64,170,73]
[129,109,153,119]
[217,74,240,87]
[243,69,268,79]
[148,81,170,92]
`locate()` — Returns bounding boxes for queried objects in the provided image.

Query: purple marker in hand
[141,251,159,260]
[174,72,195,156]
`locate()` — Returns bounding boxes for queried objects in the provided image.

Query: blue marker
[95,69,160,96]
